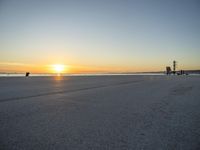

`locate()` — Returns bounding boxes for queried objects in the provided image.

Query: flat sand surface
[0,75,200,150]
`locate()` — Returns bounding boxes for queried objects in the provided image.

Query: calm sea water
[0,73,165,77]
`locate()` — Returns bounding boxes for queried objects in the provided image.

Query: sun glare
[52,64,66,74]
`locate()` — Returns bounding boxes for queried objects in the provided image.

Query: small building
[166,66,171,75]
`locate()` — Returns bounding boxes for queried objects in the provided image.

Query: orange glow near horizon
[51,64,67,74]
[1,61,198,74]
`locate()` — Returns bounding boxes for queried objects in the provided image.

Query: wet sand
[0,75,200,150]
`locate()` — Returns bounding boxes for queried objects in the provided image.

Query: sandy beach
[0,75,200,150]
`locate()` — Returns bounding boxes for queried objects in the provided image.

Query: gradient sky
[0,0,200,73]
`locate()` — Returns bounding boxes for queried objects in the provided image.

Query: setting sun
[52,64,66,73]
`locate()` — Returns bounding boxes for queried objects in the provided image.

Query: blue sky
[0,0,199,73]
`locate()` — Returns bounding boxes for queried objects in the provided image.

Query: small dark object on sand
[25,72,30,77]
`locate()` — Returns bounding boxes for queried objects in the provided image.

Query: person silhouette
[25,72,30,77]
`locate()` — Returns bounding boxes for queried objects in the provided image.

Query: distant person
[25,72,30,77]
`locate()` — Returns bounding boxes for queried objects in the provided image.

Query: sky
[0,0,200,73]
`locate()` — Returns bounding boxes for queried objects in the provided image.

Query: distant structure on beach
[173,60,177,74]
[166,66,171,75]
[166,60,188,75]
[166,61,176,75]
